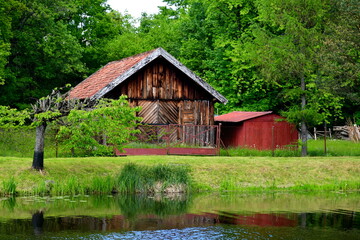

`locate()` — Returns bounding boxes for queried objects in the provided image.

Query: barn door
[138,100,179,124]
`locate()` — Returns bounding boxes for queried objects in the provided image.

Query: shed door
[138,100,179,124]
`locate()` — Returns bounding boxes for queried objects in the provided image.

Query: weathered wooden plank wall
[129,99,214,125]
[105,58,215,126]
[107,58,213,100]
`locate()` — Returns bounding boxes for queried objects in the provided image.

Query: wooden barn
[215,111,298,150]
[69,47,227,125]
[69,48,227,155]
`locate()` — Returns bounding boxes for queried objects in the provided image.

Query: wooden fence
[115,124,220,156]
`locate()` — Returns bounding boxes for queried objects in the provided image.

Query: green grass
[2,128,360,157]
[0,155,359,196]
[307,139,360,156]
[220,146,300,157]
[0,127,62,158]
[221,139,360,157]
[116,163,190,193]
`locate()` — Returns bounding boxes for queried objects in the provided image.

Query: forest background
[0,0,359,127]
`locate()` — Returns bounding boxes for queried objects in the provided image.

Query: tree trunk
[301,76,307,156]
[32,122,47,170]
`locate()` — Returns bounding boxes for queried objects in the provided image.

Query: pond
[0,192,359,239]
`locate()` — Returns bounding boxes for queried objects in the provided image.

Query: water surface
[0,192,359,239]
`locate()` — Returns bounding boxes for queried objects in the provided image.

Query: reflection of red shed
[215,111,298,150]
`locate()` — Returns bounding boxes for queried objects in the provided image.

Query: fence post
[217,123,222,155]
[166,125,170,155]
[324,122,327,155]
[271,125,275,157]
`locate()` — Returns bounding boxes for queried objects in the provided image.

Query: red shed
[215,111,298,150]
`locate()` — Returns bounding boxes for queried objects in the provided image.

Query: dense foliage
[0,0,359,126]
[57,96,141,156]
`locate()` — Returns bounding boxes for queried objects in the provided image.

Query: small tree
[31,88,94,170]
[57,96,141,156]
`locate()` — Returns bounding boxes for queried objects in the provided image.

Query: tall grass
[116,163,191,193]
[1,177,17,195]
[5,164,191,196]
[90,175,115,194]
[51,176,85,195]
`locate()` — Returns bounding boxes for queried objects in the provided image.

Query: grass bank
[2,128,360,158]
[221,139,360,157]
[0,156,359,195]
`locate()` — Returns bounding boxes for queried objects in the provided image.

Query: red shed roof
[69,48,227,103]
[215,111,273,122]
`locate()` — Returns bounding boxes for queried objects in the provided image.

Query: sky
[106,0,166,19]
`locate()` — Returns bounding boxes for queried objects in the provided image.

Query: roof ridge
[108,48,158,65]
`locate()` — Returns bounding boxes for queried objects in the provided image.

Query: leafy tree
[318,0,360,121]
[57,96,141,156]
[0,105,29,128]
[0,0,87,108]
[31,88,93,170]
[0,0,132,108]
[168,0,277,113]
[102,10,183,63]
[233,0,338,156]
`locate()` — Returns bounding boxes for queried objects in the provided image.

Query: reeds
[1,177,17,196]
[116,163,191,193]
[91,176,115,194]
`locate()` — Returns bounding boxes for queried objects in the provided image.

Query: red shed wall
[220,125,244,147]
[220,114,298,150]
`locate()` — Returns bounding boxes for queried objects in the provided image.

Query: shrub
[116,163,191,193]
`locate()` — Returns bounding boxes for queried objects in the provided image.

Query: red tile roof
[69,49,156,99]
[215,111,273,122]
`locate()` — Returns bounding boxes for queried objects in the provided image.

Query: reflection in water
[31,211,44,235]
[117,194,190,219]
[0,193,359,239]
[1,197,16,211]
